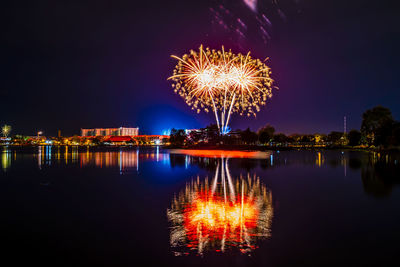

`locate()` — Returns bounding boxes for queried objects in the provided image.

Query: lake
[1,146,400,266]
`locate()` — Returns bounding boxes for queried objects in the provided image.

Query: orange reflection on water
[169,149,270,159]
[168,159,273,255]
[80,150,139,172]
[183,190,259,252]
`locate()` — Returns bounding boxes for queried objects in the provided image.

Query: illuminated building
[81,127,139,137]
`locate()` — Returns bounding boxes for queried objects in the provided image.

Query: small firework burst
[1,125,11,137]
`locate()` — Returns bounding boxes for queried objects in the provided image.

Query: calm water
[1,146,400,266]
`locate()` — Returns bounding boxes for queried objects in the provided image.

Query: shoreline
[2,144,399,153]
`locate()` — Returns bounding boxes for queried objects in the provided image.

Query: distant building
[135,135,169,145]
[81,127,139,137]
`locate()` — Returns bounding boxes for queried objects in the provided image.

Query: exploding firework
[168,45,274,134]
[167,158,273,255]
[1,125,11,138]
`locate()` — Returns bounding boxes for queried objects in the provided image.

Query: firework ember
[168,45,274,134]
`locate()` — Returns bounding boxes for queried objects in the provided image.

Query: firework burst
[1,125,11,138]
[168,45,274,134]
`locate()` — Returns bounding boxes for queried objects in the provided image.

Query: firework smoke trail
[169,45,274,134]
[210,0,301,47]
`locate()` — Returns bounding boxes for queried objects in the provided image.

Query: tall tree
[258,124,275,144]
[348,130,361,146]
[204,124,220,144]
[241,128,258,145]
[361,106,394,146]
[273,133,288,144]
[390,122,400,146]
[170,128,187,146]
[327,131,344,145]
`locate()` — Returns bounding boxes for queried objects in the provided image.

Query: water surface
[1,147,399,266]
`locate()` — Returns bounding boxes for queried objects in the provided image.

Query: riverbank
[164,144,400,153]
[2,143,399,153]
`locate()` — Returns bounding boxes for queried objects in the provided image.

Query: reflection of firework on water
[167,158,273,255]
[168,45,274,134]
[210,0,300,46]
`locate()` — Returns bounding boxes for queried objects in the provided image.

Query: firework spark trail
[168,45,274,134]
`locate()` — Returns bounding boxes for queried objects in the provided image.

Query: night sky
[1,0,399,136]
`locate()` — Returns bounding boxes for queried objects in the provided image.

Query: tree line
[169,106,400,149]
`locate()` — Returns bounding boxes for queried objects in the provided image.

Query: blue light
[162,129,171,135]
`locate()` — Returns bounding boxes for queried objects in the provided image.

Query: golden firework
[1,125,11,138]
[168,45,274,134]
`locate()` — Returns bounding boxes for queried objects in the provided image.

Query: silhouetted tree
[389,122,400,146]
[204,124,220,144]
[348,130,361,146]
[273,133,287,144]
[170,128,187,146]
[288,134,301,144]
[300,134,314,144]
[241,128,258,144]
[361,106,394,146]
[374,120,395,147]
[327,131,344,145]
[258,125,275,144]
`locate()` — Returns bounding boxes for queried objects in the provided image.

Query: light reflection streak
[1,147,11,172]
[156,146,159,162]
[316,152,322,167]
[32,147,156,173]
[48,146,51,166]
[170,149,270,159]
[65,146,68,165]
[13,148,358,179]
[167,158,273,255]
[38,146,43,169]
[136,148,139,172]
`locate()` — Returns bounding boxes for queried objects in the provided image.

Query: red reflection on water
[168,158,273,255]
[183,190,259,252]
[169,149,270,159]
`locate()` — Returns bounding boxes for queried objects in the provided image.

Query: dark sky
[1,0,399,136]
